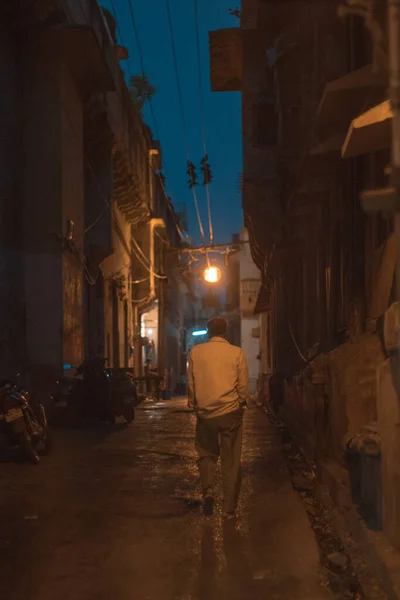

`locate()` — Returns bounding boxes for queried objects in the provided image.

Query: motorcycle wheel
[38,427,53,455]
[123,404,135,424]
[19,431,40,465]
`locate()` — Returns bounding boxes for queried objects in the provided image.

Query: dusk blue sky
[102,0,243,246]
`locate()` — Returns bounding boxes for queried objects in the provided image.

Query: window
[240,279,260,296]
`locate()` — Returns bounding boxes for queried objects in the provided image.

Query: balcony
[209,28,242,92]
[56,0,117,92]
[315,65,387,139]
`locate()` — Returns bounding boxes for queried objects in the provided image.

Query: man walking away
[188,317,249,519]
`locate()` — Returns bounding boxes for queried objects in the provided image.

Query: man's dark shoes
[203,496,214,516]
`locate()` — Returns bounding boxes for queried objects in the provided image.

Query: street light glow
[204,266,221,283]
[192,329,207,337]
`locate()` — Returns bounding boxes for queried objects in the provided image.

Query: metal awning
[341,100,392,158]
[316,65,387,136]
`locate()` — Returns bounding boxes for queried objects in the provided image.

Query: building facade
[0,0,187,403]
[210,0,400,551]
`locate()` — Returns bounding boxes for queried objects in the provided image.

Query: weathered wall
[22,34,64,373]
[377,356,400,550]
[101,205,132,368]
[281,332,385,463]
[21,32,85,395]
[241,22,279,265]
[239,228,261,393]
[0,25,24,378]
[61,64,84,367]
[241,317,260,394]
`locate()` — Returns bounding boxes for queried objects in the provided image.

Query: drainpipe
[149,149,159,213]
[133,218,166,377]
[149,218,166,298]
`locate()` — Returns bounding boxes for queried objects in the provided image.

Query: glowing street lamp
[204,265,221,283]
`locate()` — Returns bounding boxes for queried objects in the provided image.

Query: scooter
[0,379,52,464]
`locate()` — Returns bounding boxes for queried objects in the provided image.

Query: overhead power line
[126,0,161,143]
[164,0,206,246]
[193,0,214,246]
[109,0,191,245]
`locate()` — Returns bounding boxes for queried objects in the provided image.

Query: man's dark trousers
[195,407,243,514]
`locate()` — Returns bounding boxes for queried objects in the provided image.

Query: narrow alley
[0,400,330,600]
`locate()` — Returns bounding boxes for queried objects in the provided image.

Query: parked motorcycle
[53,358,138,425]
[108,369,138,423]
[0,379,52,464]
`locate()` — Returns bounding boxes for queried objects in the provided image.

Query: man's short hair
[207,316,228,338]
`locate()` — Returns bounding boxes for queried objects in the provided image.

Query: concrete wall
[60,64,85,367]
[0,27,24,378]
[241,317,260,394]
[22,33,84,390]
[280,332,385,464]
[239,227,260,279]
[377,357,400,550]
[101,205,132,368]
[241,20,279,268]
[238,228,261,393]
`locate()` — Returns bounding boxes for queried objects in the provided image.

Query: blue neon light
[192,330,207,337]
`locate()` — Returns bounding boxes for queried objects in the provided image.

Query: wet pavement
[0,399,330,600]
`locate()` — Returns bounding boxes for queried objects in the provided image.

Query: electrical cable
[131,238,167,279]
[126,0,161,143]
[84,206,109,234]
[164,0,206,246]
[154,228,170,246]
[193,0,214,246]
[131,235,151,266]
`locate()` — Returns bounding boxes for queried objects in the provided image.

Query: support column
[21,32,84,396]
